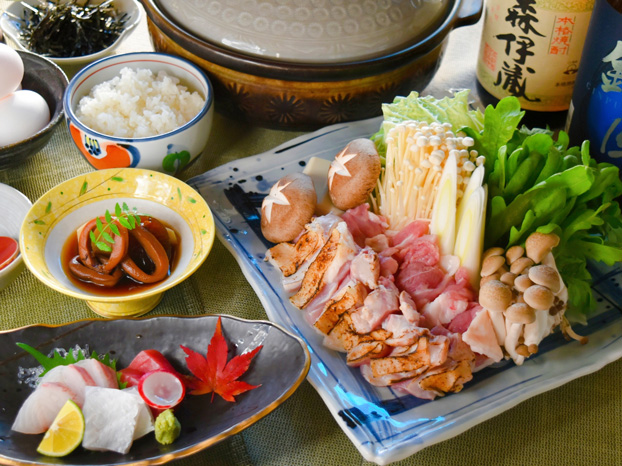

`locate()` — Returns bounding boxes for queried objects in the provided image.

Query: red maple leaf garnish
[181,316,262,402]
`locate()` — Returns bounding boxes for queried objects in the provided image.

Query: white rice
[76,67,205,138]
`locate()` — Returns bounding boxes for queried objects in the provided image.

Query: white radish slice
[39,365,96,406]
[12,382,78,434]
[75,359,118,389]
[138,371,185,410]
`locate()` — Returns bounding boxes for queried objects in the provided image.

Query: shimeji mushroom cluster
[477,232,585,365]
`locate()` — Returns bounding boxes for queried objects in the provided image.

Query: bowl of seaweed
[0,0,142,66]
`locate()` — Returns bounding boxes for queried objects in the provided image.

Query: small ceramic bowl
[64,52,214,175]
[0,183,32,292]
[0,0,142,67]
[20,168,215,317]
[0,50,68,170]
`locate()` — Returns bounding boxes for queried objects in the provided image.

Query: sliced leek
[453,185,487,289]
[430,152,457,256]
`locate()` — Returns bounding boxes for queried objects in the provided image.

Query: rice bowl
[64,52,214,175]
[75,67,205,139]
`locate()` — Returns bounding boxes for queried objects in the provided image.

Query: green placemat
[1,3,621,464]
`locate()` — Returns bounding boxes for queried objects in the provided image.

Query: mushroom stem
[560,317,588,345]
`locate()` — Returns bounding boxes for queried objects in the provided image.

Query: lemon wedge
[36,400,84,457]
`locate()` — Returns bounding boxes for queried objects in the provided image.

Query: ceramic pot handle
[453,0,483,28]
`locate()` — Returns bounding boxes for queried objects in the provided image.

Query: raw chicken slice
[12,382,78,434]
[39,364,97,406]
[75,359,118,389]
[350,247,379,289]
[398,291,420,324]
[462,309,504,362]
[341,204,388,247]
[389,220,429,246]
[350,277,400,334]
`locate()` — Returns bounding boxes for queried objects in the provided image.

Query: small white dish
[0,0,142,66]
[0,183,32,292]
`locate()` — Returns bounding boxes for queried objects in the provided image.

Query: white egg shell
[0,90,50,147]
[0,44,24,100]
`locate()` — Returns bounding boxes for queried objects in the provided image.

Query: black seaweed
[14,0,128,58]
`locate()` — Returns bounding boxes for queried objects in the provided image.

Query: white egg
[0,44,24,100]
[0,90,50,147]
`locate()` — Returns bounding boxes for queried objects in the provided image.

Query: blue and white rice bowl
[64,52,213,175]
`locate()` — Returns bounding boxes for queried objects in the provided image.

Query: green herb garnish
[89,202,141,253]
[16,342,117,376]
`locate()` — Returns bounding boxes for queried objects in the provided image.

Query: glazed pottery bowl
[64,52,214,174]
[20,168,215,317]
[0,51,68,170]
[0,183,32,292]
[0,0,142,67]
[140,0,482,129]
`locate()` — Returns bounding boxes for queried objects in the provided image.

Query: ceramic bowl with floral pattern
[64,52,214,175]
[19,168,215,317]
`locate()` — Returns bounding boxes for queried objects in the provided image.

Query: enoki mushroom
[68,216,171,287]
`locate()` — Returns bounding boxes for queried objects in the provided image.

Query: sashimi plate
[187,117,622,465]
[0,315,310,466]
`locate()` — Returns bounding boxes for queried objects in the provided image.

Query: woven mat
[1,2,621,464]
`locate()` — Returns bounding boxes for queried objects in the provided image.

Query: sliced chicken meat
[314,282,367,335]
[290,222,358,309]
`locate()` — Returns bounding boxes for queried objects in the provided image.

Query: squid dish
[65,214,177,293]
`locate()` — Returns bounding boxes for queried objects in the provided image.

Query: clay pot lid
[154,0,450,63]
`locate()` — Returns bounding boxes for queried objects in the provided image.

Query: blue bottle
[566,0,622,166]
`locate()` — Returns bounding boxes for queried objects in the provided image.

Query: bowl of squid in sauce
[19,168,215,317]
[62,214,181,296]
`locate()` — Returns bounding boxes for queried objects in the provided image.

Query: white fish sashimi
[82,386,140,454]
[124,386,155,440]
[74,359,118,389]
[39,365,96,406]
[12,382,78,434]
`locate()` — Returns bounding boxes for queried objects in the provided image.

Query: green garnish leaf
[118,216,131,229]
[96,241,112,252]
[95,217,105,234]
[91,203,144,247]
[16,342,117,378]
[109,223,120,236]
